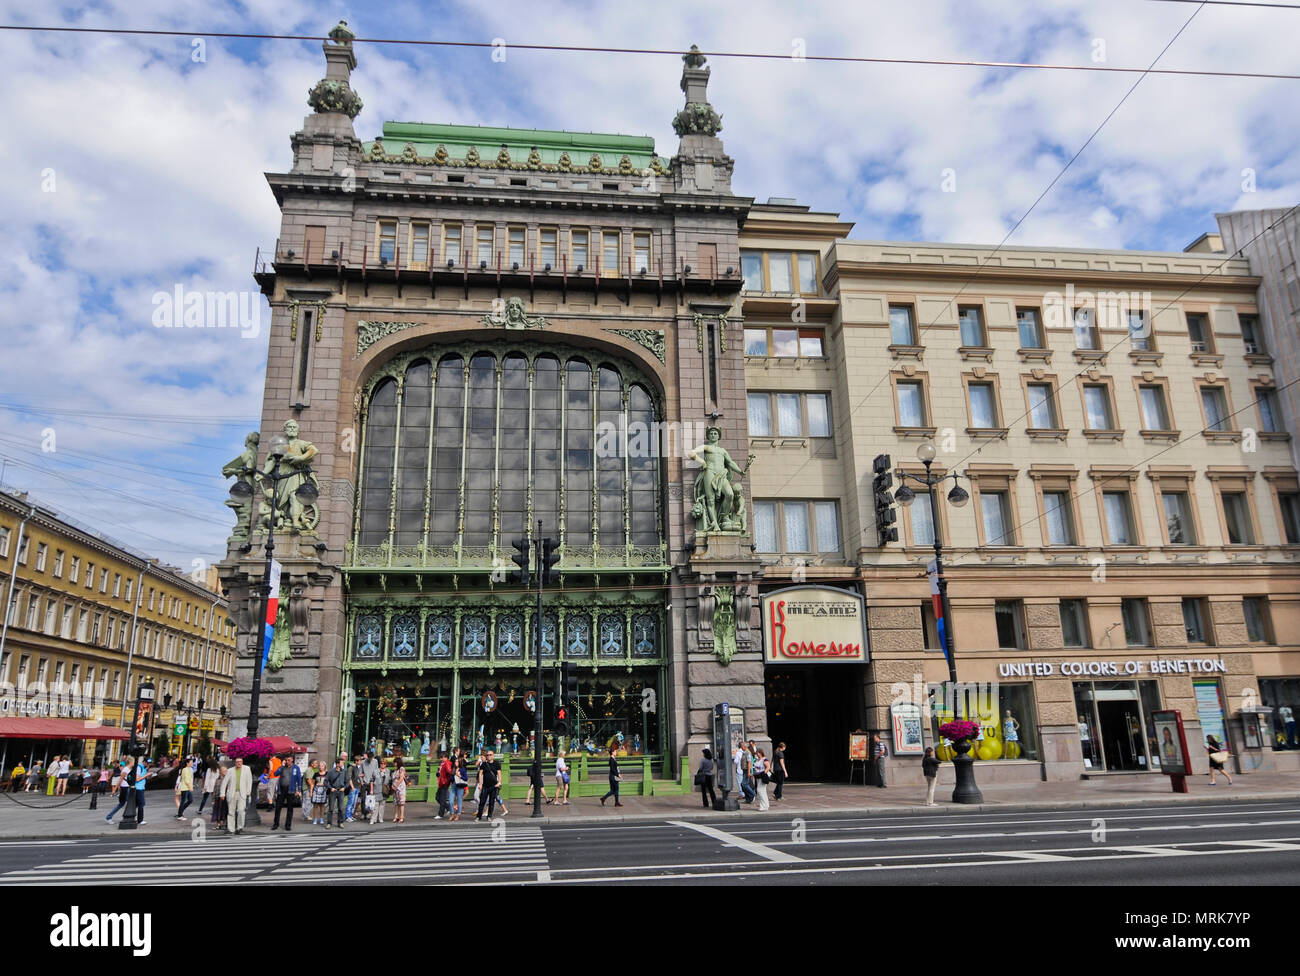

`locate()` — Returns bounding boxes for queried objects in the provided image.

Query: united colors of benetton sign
[761,585,869,664]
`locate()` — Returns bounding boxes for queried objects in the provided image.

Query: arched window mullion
[386,374,406,559]
[558,359,567,550]
[622,380,631,554]
[589,363,598,548]
[456,358,470,555]
[351,396,370,546]
[491,356,503,549]
[421,365,437,551]
[526,355,535,538]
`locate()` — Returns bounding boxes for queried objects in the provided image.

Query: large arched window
[353,344,663,565]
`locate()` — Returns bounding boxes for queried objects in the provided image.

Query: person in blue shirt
[271,755,304,831]
[132,757,151,825]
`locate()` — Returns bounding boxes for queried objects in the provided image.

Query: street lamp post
[893,440,983,804]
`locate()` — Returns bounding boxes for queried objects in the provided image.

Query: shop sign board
[998,658,1226,678]
[761,585,868,664]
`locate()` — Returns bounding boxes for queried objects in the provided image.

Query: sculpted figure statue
[221,432,260,539]
[688,427,751,534]
[266,420,320,532]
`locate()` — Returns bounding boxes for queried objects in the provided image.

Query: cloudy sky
[0,0,1295,571]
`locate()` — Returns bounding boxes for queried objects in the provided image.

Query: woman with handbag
[753,748,770,810]
[391,759,408,824]
[450,756,468,820]
[554,751,570,805]
[1206,735,1233,785]
[696,748,716,809]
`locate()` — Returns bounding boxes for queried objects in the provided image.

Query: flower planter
[950,739,985,805]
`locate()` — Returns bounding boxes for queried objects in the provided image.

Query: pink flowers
[226,737,274,760]
[939,720,982,742]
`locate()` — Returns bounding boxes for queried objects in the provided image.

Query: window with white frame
[980,490,1015,546]
[1027,383,1059,429]
[753,499,841,554]
[1102,490,1137,545]
[1044,491,1075,545]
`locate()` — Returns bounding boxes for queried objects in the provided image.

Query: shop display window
[1260,678,1300,750]
[929,682,1037,762]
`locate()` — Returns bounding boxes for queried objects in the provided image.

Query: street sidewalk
[2,771,1298,840]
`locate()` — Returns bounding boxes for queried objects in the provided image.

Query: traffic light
[540,536,561,586]
[509,536,531,585]
[564,662,579,713]
[873,453,898,544]
[555,662,572,736]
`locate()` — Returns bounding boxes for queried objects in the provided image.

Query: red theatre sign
[761,585,869,664]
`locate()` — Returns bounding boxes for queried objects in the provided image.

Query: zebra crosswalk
[0,822,549,886]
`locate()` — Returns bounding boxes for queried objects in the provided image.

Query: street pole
[532,519,544,819]
[923,456,960,695]
[0,503,35,687]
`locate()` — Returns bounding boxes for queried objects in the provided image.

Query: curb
[6,789,1299,840]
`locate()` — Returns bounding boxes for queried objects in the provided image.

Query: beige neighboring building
[741,203,1300,783]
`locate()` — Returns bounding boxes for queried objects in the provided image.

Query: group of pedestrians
[696,740,788,810]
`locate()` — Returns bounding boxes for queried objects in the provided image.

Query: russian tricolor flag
[928,560,951,666]
[262,558,283,669]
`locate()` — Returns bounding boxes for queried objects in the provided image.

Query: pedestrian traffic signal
[555,662,572,736]
[564,662,579,711]
[509,535,531,585]
[540,536,561,585]
[873,454,898,544]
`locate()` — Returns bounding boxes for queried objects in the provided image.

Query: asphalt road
[0,799,1297,885]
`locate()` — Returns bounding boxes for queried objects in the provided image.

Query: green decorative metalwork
[357,320,420,355]
[609,328,666,365]
[713,585,736,665]
[307,78,362,118]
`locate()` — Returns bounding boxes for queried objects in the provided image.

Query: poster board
[849,732,869,761]
[1151,709,1189,777]
[891,703,924,755]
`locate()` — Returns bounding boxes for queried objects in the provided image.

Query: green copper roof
[366,121,659,170]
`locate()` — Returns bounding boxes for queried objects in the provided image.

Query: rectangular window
[744,328,767,356]
[443,224,462,265]
[767,253,793,292]
[806,394,831,438]
[1257,389,1280,433]
[69,557,79,583]
[53,550,64,577]
[84,563,94,588]
[921,600,940,650]
[1182,598,1210,644]
[995,600,1027,649]
[124,578,133,603]
[1138,385,1171,430]
[814,502,841,552]
[797,253,818,294]
[35,543,47,572]
[476,225,495,266]
[539,227,558,268]
[1122,599,1151,647]
[968,382,998,429]
[799,330,825,358]
[911,493,935,547]
[16,537,27,565]
[1187,312,1212,352]
[409,222,429,266]
[43,600,56,635]
[741,250,763,291]
[1083,385,1113,429]
[770,328,798,357]
[981,491,1014,545]
[99,569,108,592]
[1221,491,1255,544]
[1044,491,1075,545]
[1201,387,1231,431]
[776,394,802,436]
[602,231,621,275]
[1127,310,1152,350]
[571,228,589,270]
[1017,308,1043,348]
[1027,383,1058,429]
[958,305,986,347]
[754,501,778,553]
[60,606,73,639]
[633,232,651,272]
[377,220,396,263]
[1161,491,1195,545]
[890,304,917,345]
[747,394,772,436]
[1243,597,1271,643]
[508,226,525,267]
[897,381,926,427]
[112,573,121,597]
[1240,314,1264,354]
[0,527,8,558]
[784,503,809,552]
[1280,492,1300,544]
[1060,599,1089,647]
[1074,308,1099,349]
[1103,490,1136,545]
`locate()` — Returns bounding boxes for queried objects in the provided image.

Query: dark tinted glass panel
[359,379,397,545]
[395,361,432,545]
[565,360,593,544]
[429,356,464,545]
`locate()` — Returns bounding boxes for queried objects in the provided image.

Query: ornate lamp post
[892,440,983,804]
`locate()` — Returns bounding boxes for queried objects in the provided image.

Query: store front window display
[929,682,1038,762]
[1260,678,1300,750]
[1073,679,1162,772]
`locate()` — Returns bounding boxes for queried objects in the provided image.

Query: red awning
[0,718,130,741]
[211,735,307,755]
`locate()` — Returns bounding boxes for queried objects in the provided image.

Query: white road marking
[667,820,801,862]
[760,818,1300,846]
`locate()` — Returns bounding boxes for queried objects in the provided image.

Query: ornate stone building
[223,26,1300,784]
